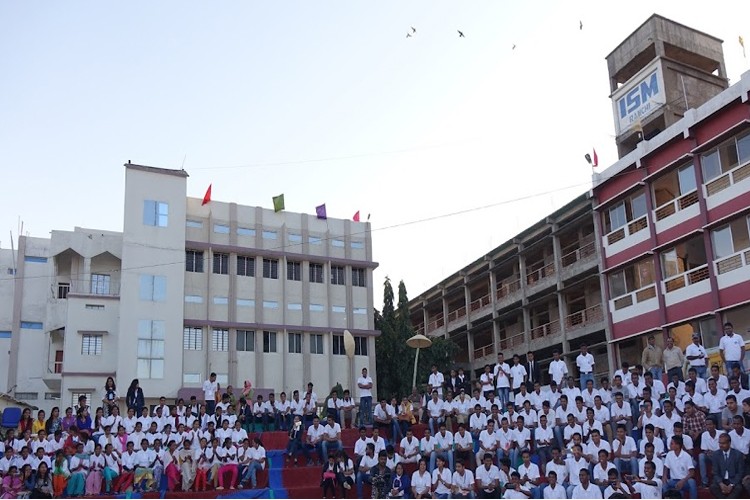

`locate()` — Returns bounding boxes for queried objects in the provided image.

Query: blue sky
[1,1,749,301]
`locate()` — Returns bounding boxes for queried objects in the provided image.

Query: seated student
[663,435,697,498]
[609,392,633,436]
[339,390,358,431]
[639,423,665,459]
[581,407,602,444]
[277,392,292,432]
[534,414,554,471]
[475,420,498,469]
[431,455,451,499]
[305,417,326,466]
[584,429,610,468]
[504,470,532,499]
[374,399,399,441]
[425,392,446,437]
[450,459,474,499]
[570,468,601,499]
[475,453,502,499]
[252,395,269,432]
[698,417,720,487]
[564,444,588,498]
[591,450,615,491]
[321,415,343,459]
[542,470,566,499]
[453,423,474,469]
[326,390,343,425]
[562,414,582,449]
[625,460,663,499]
[510,416,530,469]
[398,428,421,464]
[355,443,377,499]
[602,468,629,498]
[433,422,454,472]
[638,442,665,481]
[611,424,638,477]
[517,450,542,498]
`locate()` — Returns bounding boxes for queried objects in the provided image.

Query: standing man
[663,337,685,382]
[548,350,568,387]
[203,373,218,416]
[525,352,541,391]
[428,365,445,397]
[576,344,595,391]
[686,332,708,380]
[494,353,511,409]
[720,322,746,374]
[357,368,373,426]
[642,334,664,382]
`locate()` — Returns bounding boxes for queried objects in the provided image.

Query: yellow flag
[741,35,746,58]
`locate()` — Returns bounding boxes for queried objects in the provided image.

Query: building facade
[408,194,612,383]
[594,15,750,367]
[1,163,378,411]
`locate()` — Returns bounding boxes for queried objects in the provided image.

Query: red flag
[353,211,360,222]
[201,184,212,206]
[592,149,599,168]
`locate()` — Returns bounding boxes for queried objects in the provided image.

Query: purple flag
[316,203,327,220]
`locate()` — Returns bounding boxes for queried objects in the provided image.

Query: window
[353,307,367,315]
[660,236,707,279]
[213,296,229,305]
[58,283,70,299]
[45,392,61,400]
[212,329,229,352]
[354,336,368,356]
[71,393,91,408]
[287,303,302,310]
[15,392,38,400]
[237,298,255,307]
[263,331,277,353]
[332,239,345,247]
[287,261,301,281]
[20,321,43,330]
[288,233,302,243]
[237,256,255,277]
[81,334,102,355]
[309,263,324,283]
[137,320,165,379]
[332,335,345,355]
[309,236,322,245]
[183,327,203,350]
[331,265,345,285]
[85,304,104,310]
[263,259,278,279]
[701,131,750,182]
[310,334,324,354]
[604,191,647,233]
[262,230,277,240]
[351,241,364,249]
[352,268,366,287]
[263,300,278,309]
[139,275,166,301]
[332,305,346,313]
[289,332,302,354]
[185,250,204,272]
[185,295,203,303]
[91,274,111,295]
[236,330,255,352]
[143,200,168,227]
[310,303,324,312]
[183,373,201,384]
[25,256,47,263]
[213,224,230,234]
[213,253,229,275]
[0,331,10,339]
[237,227,256,236]
[712,216,750,259]
[608,258,655,298]
[53,350,63,373]
[186,219,203,228]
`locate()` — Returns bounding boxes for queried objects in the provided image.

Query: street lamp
[406,333,432,393]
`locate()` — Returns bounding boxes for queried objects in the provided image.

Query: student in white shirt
[504,471,532,499]
[625,460,663,499]
[398,429,421,464]
[410,458,432,499]
[450,459,474,499]
[428,365,445,397]
[431,455,452,498]
[638,442,665,480]
[475,454,501,498]
[611,424,638,477]
[570,468,601,499]
[475,420,499,469]
[548,350,568,386]
[542,470,566,499]
[494,353,512,409]
[357,368,374,426]
[698,417,720,487]
[509,355,528,394]
[576,344,596,391]
[663,435,697,498]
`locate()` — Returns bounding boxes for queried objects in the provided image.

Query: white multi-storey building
[1,163,378,411]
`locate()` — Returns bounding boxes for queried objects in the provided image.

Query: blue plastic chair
[1,407,22,430]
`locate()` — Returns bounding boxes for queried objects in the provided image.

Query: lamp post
[406,334,432,393]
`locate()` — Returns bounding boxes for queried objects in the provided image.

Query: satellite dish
[343,330,356,358]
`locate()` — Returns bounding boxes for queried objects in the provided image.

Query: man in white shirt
[357,367,373,426]
[433,423,454,472]
[705,377,728,423]
[469,404,488,440]
[494,353,512,409]
[428,365,445,397]
[374,398,399,439]
[720,322,746,374]
[698,417,720,487]
[306,417,326,464]
[686,332,708,379]
[542,470,566,499]
[728,415,750,454]
[625,461,662,500]
[570,462,601,499]
[202,373,218,415]
[663,435,697,498]
[450,459,474,499]
[475,453,501,498]
[517,450,542,498]
[475,419,499,468]
[509,355,528,394]
[425,392,445,436]
[639,442,665,479]
[548,350,568,386]
[453,423,474,470]
[397,429,420,463]
[321,415,342,459]
[611,424,638,477]
[338,390,357,430]
[576,344,595,390]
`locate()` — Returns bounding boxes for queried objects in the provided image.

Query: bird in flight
[406,32,412,38]
[512,44,516,50]
[579,20,583,30]
[411,26,416,33]
[458,30,465,37]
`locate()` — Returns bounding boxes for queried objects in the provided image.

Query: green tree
[375,278,456,400]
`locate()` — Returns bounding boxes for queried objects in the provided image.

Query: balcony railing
[473,343,495,361]
[565,303,603,330]
[653,190,699,222]
[612,283,657,310]
[715,248,750,275]
[496,278,521,300]
[426,314,445,333]
[606,215,648,246]
[530,319,561,340]
[469,293,491,312]
[705,160,750,197]
[561,238,596,267]
[499,331,525,350]
[413,323,425,336]
[66,279,120,297]
[447,307,467,323]
[526,261,555,285]
[662,264,710,293]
